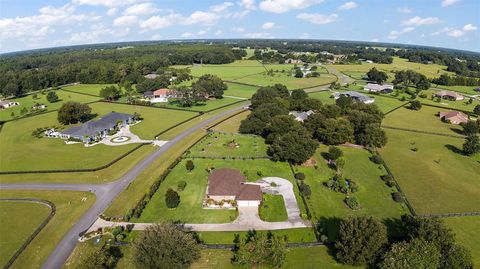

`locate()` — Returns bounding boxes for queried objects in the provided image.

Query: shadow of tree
[445,144,464,155]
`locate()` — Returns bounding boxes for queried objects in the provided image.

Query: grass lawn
[259,194,288,222]
[434,85,480,95]
[0,102,197,172]
[158,96,241,112]
[186,132,268,158]
[190,62,265,81]
[379,129,480,214]
[444,216,480,268]
[294,145,408,241]
[332,57,454,79]
[224,82,258,98]
[417,89,480,112]
[308,90,408,113]
[0,201,52,268]
[136,158,306,223]
[382,105,464,136]
[211,111,250,133]
[0,190,95,269]
[234,72,337,89]
[0,90,100,121]
[61,84,113,96]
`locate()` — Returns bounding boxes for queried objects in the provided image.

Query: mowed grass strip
[0,190,95,269]
[234,72,337,89]
[61,84,113,96]
[259,194,288,222]
[197,228,316,244]
[224,83,258,98]
[0,90,100,121]
[382,105,464,136]
[186,132,268,158]
[0,201,52,268]
[444,216,480,268]
[379,129,480,214]
[136,158,306,223]
[0,102,197,172]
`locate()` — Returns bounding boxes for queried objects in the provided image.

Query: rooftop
[62,112,133,138]
[207,168,262,201]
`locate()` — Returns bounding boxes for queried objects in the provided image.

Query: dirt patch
[301,157,317,167]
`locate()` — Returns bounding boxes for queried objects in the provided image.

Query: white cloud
[210,2,234,13]
[448,29,465,37]
[72,0,141,8]
[402,27,415,33]
[396,7,412,14]
[183,11,219,25]
[106,8,117,16]
[431,27,452,36]
[371,38,379,42]
[231,27,245,32]
[244,32,273,38]
[259,0,324,14]
[123,3,160,16]
[113,15,137,27]
[240,0,256,10]
[151,34,162,40]
[140,14,180,30]
[197,30,207,35]
[231,10,250,19]
[441,0,460,7]
[296,13,338,25]
[181,32,193,38]
[262,22,275,29]
[338,1,357,10]
[463,24,477,31]
[388,30,399,40]
[401,16,441,26]
[215,30,223,35]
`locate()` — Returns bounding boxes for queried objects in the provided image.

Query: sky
[0,0,479,53]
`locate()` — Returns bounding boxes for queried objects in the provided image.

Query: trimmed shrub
[298,182,312,198]
[370,154,383,164]
[392,192,404,203]
[344,196,360,210]
[186,160,195,171]
[177,181,187,191]
[165,188,180,208]
[386,180,396,187]
[295,172,306,180]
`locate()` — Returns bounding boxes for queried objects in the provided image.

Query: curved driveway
[0,104,247,269]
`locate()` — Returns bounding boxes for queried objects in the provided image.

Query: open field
[234,72,337,89]
[382,105,464,136]
[444,216,480,268]
[186,132,268,158]
[417,89,480,112]
[294,146,408,240]
[332,57,454,79]
[61,84,112,96]
[224,82,258,98]
[136,158,306,223]
[0,90,100,121]
[0,190,95,269]
[0,102,197,172]
[434,85,480,95]
[379,129,480,214]
[0,201,52,268]
[308,90,408,113]
[158,96,241,112]
[211,111,249,133]
[190,61,265,80]
[259,194,288,222]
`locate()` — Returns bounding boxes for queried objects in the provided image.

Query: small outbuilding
[364,83,394,93]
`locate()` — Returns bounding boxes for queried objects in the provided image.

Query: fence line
[381,125,465,139]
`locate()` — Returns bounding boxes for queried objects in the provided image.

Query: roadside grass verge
[210,110,249,133]
[0,201,51,268]
[0,190,95,269]
[379,129,480,214]
[259,194,288,222]
[185,132,268,158]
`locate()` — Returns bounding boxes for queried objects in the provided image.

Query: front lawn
[185,132,268,158]
[136,158,306,223]
[379,129,480,214]
[259,194,288,222]
[0,190,95,269]
[0,201,52,268]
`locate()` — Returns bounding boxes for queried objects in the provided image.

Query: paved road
[0,104,247,269]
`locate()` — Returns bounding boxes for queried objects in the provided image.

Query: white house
[364,83,394,93]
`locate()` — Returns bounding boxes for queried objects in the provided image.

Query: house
[0,100,19,109]
[433,90,464,101]
[207,168,262,207]
[364,83,394,93]
[439,111,469,125]
[290,110,314,122]
[144,73,159,79]
[60,112,135,142]
[285,58,303,64]
[333,91,375,104]
[32,103,47,110]
[365,60,373,64]
[143,91,154,99]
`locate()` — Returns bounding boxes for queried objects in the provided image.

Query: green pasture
[136,158,306,223]
[0,201,51,268]
[418,89,479,112]
[157,96,241,112]
[211,111,250,133]
[61,84,113,96]
[0,102,197,171]
[185,132,268,158]
[379,129,480,214]
[433,85,480,95]
[234,72,337,89]
[0,90,100,121]
[224,82,258,98]
[0,190,95,269]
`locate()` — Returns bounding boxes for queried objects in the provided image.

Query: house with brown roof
[439,111,469,125]
[433,90,464,101]
[207,168,262,207]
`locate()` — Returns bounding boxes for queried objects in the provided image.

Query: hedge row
[0,198,56,269]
